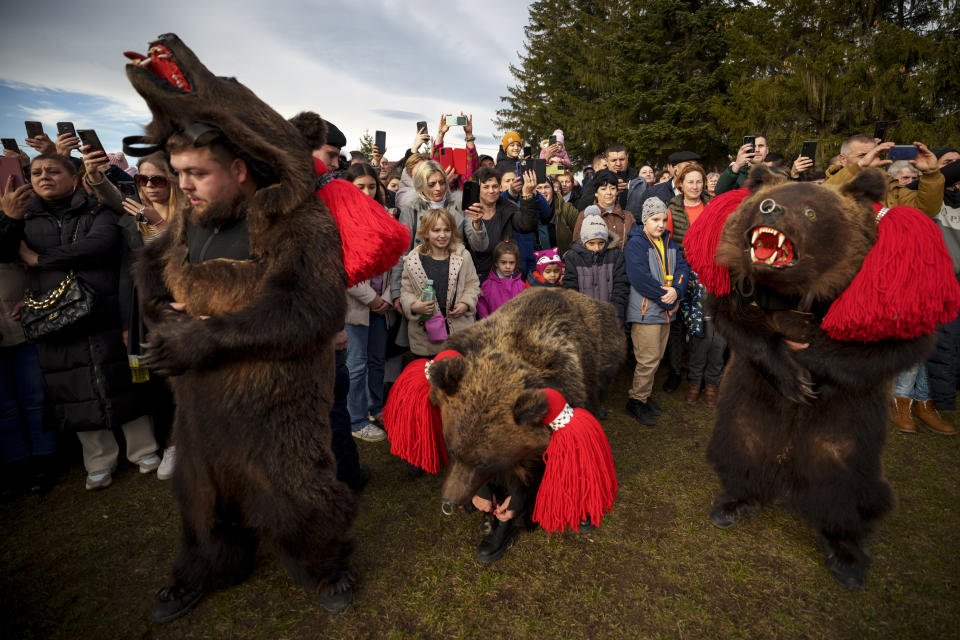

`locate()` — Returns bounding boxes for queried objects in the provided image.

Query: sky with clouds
[0,0,532,163]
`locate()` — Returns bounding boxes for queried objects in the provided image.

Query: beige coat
[345,269,395,327]
[400,243,480,356]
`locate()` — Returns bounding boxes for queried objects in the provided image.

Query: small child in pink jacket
[539,129,572,169]
[477,241,526,318]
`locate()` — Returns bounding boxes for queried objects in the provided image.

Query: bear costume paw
[708,496,761,529]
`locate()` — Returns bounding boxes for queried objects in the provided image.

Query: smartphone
[1,138,20,153]
[887,145,918,161]
[546,164,564,176]
[445,115,466,126]
[57,122,77,138]
[873,120,889,142]
[118,181,141,204]
[0,156,26,189]
[25,121,44,138]
[523,145,532,159]
[374,130,386,153]
[522,158,547,184]
[76,129,105,154]
[461,180,480,211]
[452,147,467,175]
[416,121,428,135]
[549,135,557,145]
[800,140,817,160]
[743,135,756,153]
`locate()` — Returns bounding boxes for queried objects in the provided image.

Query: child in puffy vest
[526,247,563,287]
[562,213,629,326]
[477,241,525,318]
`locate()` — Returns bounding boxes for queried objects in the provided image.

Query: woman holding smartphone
[0,154,159,490]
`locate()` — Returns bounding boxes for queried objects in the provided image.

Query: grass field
[2,367,958,639]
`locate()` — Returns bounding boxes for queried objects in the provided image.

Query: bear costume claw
[708,497,760,529]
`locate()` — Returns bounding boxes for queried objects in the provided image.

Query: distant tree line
[495,0,960,168]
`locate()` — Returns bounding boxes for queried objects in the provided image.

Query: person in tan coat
[401,208,481,357]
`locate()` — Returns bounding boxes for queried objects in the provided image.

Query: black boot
[477,518,515,564]
[625,399,656,426]
[645,397,662,416]
[662,371,682,394]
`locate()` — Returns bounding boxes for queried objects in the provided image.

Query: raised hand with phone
[24,121,55,155]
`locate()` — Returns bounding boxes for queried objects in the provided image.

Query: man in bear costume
[683,166,960,588]
[124,34,366,620]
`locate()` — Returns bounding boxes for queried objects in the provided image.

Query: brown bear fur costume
[428,288,625,528]
[705,167,935,588]
[125,35,355,612]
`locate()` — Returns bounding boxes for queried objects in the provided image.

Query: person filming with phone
[825,135,944,217]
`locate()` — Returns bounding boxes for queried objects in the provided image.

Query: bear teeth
[778,234,785,248]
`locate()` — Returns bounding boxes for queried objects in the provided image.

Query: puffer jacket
[624,226,690,325]
[400,243,481,356]
[562,235,629,324]
[0,190,144,432]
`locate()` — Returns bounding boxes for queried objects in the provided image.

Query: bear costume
[684,167,960,588]
[125,34,358,619]
[385,288,624,554]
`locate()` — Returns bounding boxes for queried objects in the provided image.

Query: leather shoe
[912,399,956,435]
[704,385,719,408]
[891,397,917,433]
[645,397,662,416]
[477,518,515,564]
[685,383,701,404]
[662,371,682,394]
[150,583,208,623]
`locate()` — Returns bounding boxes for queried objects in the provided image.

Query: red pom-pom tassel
[313,158,410,286]
[382,358,446,473]
[822,205,960,342]
[532,389,618,534]
[683,188,751,296]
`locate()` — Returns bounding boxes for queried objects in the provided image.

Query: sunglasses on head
[135,174,169,187]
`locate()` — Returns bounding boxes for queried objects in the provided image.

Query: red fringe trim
[682,188,751,296]
[382,358,447,473]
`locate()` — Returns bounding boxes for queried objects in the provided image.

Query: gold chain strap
[23,272,76,310]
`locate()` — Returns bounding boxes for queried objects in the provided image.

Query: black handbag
[20,220,97,343]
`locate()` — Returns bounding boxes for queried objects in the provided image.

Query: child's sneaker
[138,454,162,474]
[157,446,177,480]
[85,471,112,490]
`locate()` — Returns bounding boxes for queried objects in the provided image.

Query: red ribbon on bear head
[382,350,462,474]
[312,157,410,287]
[532,389,619,534]
[822,203,960,341]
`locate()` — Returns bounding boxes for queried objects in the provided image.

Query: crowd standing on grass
[1,112,959,557]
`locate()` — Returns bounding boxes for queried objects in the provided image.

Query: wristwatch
[136,208,149,224]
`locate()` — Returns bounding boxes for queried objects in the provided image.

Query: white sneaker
[352,424,387,442]
[138,454,161,474]
[85,471,112,490]
[157,446,176,480]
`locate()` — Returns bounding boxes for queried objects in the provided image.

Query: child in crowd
[478,241,525,318]
[400,208,481,358]
[562,214,630,326]
[623,198,690,426]
[539,129,572,168]
[496,131,524,173]
[344,164,394,442]
[526,247,563,287]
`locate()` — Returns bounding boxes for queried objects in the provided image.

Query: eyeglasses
[135,174,169,187]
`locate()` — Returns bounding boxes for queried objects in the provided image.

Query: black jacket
[471,196,539,280]
[561,237,630,324]
[576,167,638,211]
[0,190,144,432]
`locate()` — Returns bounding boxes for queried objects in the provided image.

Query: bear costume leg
[786,394,892,589]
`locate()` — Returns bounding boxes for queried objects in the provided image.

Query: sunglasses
[135,174,169,187]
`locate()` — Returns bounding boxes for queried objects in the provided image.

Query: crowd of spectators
[1,115,958,507]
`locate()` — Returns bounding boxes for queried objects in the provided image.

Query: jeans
[0,344,53,463]
[894,364,930,401]
[345,314,388,431]
[687,319,727,386]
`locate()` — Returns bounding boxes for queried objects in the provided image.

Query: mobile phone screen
[57,122,77,138]
[0,156,26,189]
[25,121,44,138]
[416,121,428,135]
[887,145,918,161]
[800,141,817,160]
[375,130,386,153]
[462,180,480,211]
[77,129,104,154]
[1,138,19,152]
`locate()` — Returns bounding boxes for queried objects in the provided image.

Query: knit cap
[641,197,668,223]
[580,214,608,244]
[502,131,522,152]
[552,129,565,144]
[534,247,562,276]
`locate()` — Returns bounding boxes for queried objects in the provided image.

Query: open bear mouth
[749,225,796,268]
[124,44,192,92]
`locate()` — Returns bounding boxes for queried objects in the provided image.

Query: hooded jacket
[562,234,629,324]
[477,268,526,318]
[623,226,690,325]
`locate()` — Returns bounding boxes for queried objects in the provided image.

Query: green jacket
[553,195,582,256]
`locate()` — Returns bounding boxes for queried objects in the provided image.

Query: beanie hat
[641,197,668,223]
[580,215,609,245]
[324,121,347,149]
[552,129,565,145]
[501,131,522,152]
[534,247,562,276]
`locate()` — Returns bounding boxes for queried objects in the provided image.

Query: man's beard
[188,191,247,228]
